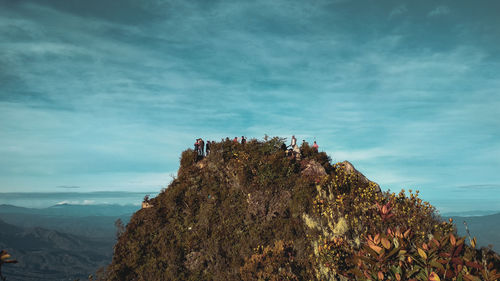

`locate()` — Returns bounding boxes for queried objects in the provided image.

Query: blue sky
[1,0,499,213]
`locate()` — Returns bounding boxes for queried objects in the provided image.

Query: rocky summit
[102,137,500,281]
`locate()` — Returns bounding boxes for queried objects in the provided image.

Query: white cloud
[389,5,407,18]
[428,6,451,17]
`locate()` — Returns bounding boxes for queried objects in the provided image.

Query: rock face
[301,159,327,178]
[339,160,381,193]
[104,139,382,281]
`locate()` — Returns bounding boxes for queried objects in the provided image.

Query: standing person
[194,139,199,153]
[206,140,211,156]
[200,138,205,156]
[290,135,300,160]
[281,143,287,151]
[194,139,200,162]
[233,137,238,143]
[241,136,246,145]
[312,141,319,152]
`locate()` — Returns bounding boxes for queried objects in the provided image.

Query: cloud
[389,5,407,18]
[0,0,499,216]
[428,6,451,17]
[455,184,500,190]
[57,185,81,189]
[56,199,96,205]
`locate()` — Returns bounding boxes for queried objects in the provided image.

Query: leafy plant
[0,250,18,281]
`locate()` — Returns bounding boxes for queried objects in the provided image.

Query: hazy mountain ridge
[0,204,138,280]
[0,204,137,239]
[0,203,138,217]
[452,212,500,251]
[0,219,112,281]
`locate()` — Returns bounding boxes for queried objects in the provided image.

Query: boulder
[340,161,381,192]
[301,160,327,178]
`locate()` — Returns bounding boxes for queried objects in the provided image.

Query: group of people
[194,135,318,162]
[194,138,213,159]
[194,136,248,162]
[224,136,247,144]
[284,135,319,160]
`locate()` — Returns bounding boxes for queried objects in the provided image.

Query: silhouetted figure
[313,141,319,152]
[241,136,246,145]
[200,138,205,156]
[281,143,287,151]
[206,140,211,156]
[194,139,200,162]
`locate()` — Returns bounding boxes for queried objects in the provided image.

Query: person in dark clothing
[206,141,211,156]
[241,136,246,145]
[200,138,205,156]
[281,143,287,151]
[194,139,200,162]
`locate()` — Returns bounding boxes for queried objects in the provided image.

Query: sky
[1,0,499,213]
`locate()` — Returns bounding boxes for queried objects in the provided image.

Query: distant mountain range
[452,212,500,252]
[0,203,138,217]
[0,204,137,238]
[0,219,111,281]
[0,204,137,281]
[0,191,157,209]
[442,210,500,217]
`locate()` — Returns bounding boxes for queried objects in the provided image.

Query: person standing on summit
[200,138,205,156]
[194,139,200,162]
[313,141,319,152]
[290,135,297,148]
[194,139,199,153]
[205,140,211,156]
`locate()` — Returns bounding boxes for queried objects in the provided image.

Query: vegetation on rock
[102,137,500,281]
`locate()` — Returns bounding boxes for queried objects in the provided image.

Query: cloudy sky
[1,0,499,212]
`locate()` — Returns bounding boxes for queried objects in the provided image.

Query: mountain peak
[103,137,499,281]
